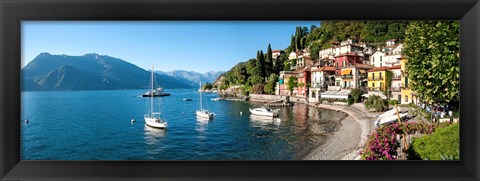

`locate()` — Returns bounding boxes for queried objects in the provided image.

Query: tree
[265,44,273,77]
[264,73,279,94]
[364,95,388,112]
[403,21,459,106]
[287,76,298,93]
[202,82,213,90]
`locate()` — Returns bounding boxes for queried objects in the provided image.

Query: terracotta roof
[387,38,397,42]
[346,63,375,69]
[389,65,401,69]
[367,66,389,72]
[313,66,336,72]
[272,50,283,53]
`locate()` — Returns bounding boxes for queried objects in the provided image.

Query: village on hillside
[216,21,459,160]
[274,37,428,109]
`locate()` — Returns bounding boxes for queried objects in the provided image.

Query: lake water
[21,89,346,160]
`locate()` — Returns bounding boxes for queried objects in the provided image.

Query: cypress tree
[266,44,273,77]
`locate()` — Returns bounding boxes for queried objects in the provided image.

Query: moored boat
[144,65,167,129]
[196,82,215,119]
[142,87,171,97]
[249,106,280,117]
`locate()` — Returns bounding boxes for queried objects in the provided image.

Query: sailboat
[196,82,215,119]
[144,65,167,129]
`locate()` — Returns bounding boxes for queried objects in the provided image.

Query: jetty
[265,100,293,107]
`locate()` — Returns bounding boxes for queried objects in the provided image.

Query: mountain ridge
[22,53,219,91]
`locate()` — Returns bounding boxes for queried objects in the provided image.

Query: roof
[320,66,336,72]
[293,67,310,73]
[367,66,389,72]
[387,38,397,42]
[344,63,375,69]
[272,50,283,53]
[389,65,401,69]
[334,52,362,57]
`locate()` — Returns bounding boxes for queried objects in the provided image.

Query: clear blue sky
[22,21,319,73]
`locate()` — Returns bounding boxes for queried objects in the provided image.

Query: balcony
[367,77,384,81]
[341,75,353,80]
[390,87,401,92]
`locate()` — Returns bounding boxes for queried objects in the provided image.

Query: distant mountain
[156,70,225,87]
[22,53,194,91]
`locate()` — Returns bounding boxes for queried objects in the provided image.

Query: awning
[359,69,366,74]
[341,69,352,75]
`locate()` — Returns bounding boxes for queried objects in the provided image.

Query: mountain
[22,53,194,91]
[156,70,225,87]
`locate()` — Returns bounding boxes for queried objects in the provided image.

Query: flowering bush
[360,122,451,160]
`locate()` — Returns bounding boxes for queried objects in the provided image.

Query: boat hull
[145,117,167,129]
[249,109,279,117]
[196,110,214,119]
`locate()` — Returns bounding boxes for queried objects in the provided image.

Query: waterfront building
[318,39,365,59]
[277,71,296,96]
[389,64,402,102]
[340,63,374,89]
[294,67,311,97]
[334,52,364,86]
[367,66,389,91]
[309,66,336,102]
[370,51,385,67]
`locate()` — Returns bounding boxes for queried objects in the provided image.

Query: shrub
[410,123,459,160]
[347,97,354,106]
[350,88,366,103]
[388,100,398,105]
[364,95,387,112]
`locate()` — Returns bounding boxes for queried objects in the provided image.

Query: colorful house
[277,70,296,96]
[340,64,374,89]
[294,67,311,97]
[399,57,420,105]
[367,66,389,91]
[309,66,336,102]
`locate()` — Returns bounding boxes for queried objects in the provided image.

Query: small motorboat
[183,98,193,101]
[211,97,224,101]
[249,106,280,117]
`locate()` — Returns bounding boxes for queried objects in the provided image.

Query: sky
[22,21,319,73]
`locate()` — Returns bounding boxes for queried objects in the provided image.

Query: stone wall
[249,94,289,103]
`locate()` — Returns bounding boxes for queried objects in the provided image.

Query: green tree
[287,76,298,93]
[364,95,388,112]
[264,73,279,94]
[403,21,460,106]
[265,44,273,77]
[256,50,266,82]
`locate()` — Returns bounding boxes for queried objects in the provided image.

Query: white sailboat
[196,82,215,119]
[144,65,167,129]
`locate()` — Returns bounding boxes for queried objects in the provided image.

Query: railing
[311,83,323,88]
[341,75,353,79]
[367,77,384,81]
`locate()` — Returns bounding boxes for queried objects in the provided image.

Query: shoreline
[303,103,378,160]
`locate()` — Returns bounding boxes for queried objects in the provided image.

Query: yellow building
[367,66,389,91]
[399,56,418,104]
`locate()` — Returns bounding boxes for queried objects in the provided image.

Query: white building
[389,65,402,101]
[309,66,336,103]
[370,51,385,67]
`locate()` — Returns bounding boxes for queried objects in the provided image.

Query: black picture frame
[1,0,479,180]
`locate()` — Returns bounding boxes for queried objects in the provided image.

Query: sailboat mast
[199,82,202,110]
[151,65,154,117]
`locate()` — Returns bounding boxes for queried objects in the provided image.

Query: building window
[380,56,382,62]
[405,95,409,102]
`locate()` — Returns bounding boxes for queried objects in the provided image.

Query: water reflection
[196,116,211,132]
[249,114,282,128]
[143,124,166,146]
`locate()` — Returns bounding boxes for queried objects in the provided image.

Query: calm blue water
[21,89,345,160]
